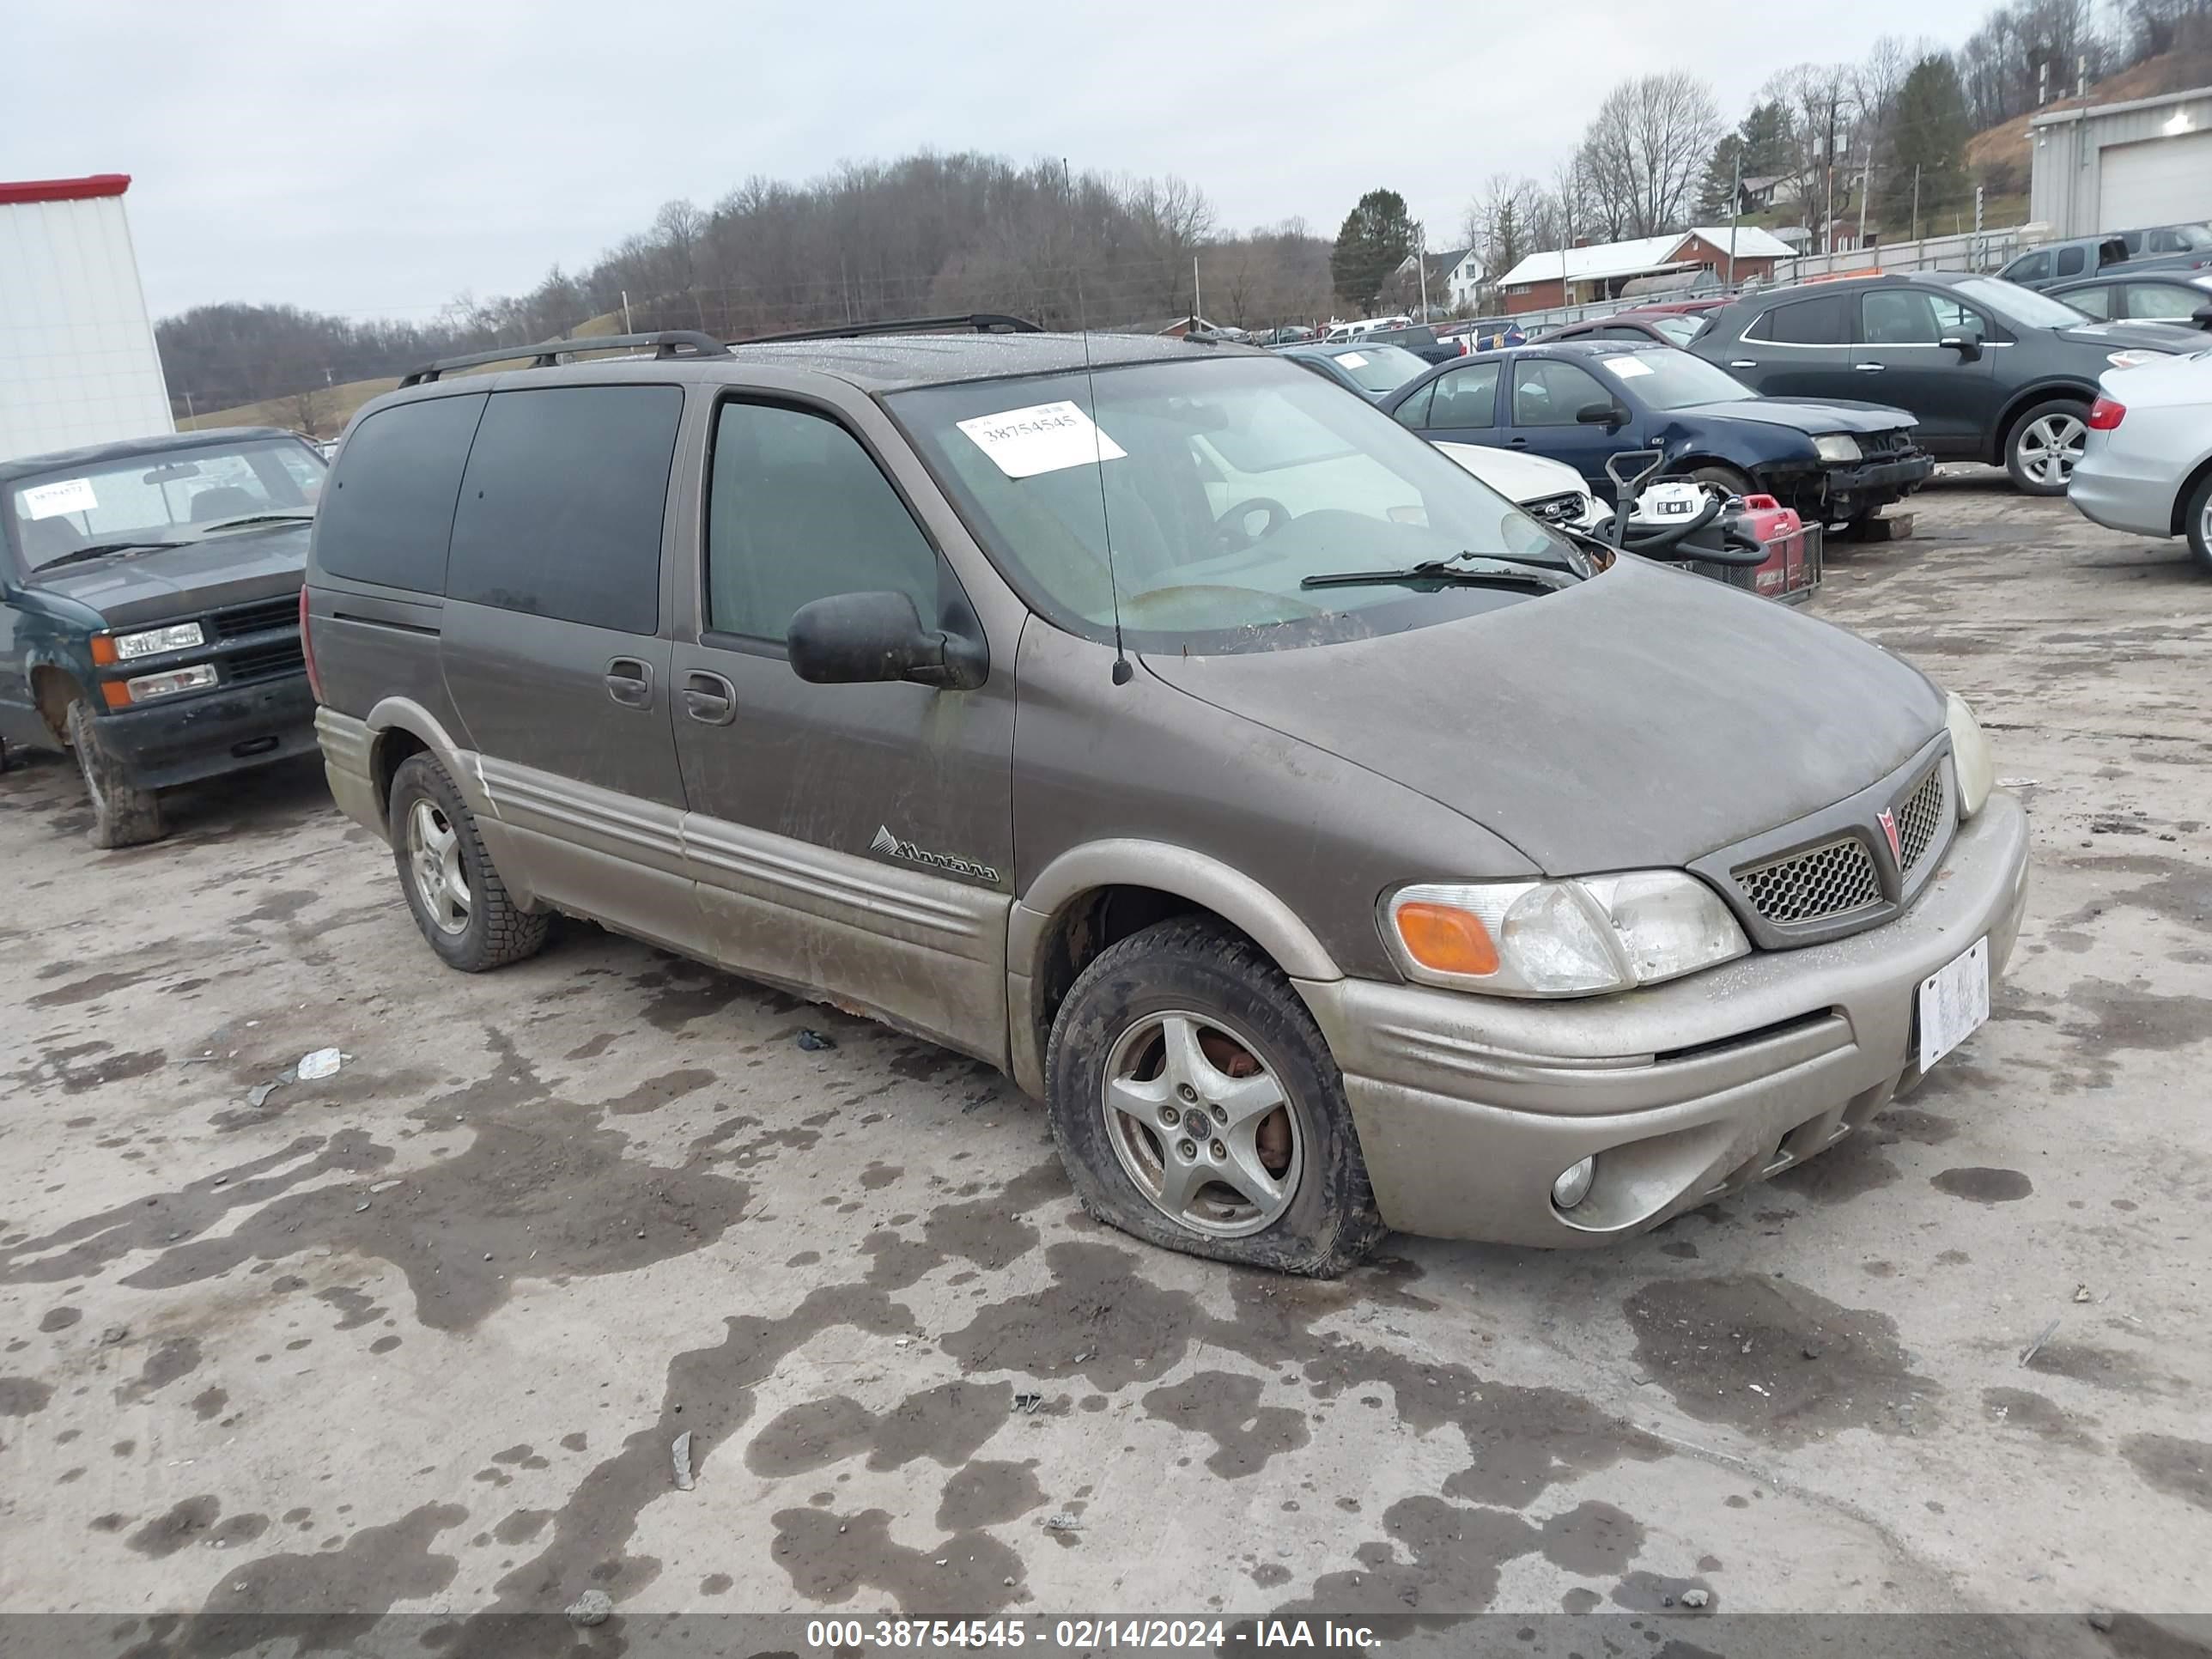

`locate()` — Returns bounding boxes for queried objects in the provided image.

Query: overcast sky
[9,0,1972,321]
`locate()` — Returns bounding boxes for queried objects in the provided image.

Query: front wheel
[386,752,549,972]
[2006,400,2088,495]
[1044,917,1383,1275]
[2185,471,2212,578]
[66,700,166,848]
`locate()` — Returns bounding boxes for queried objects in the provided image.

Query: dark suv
[1,428,325,845]
[304,323,2027,1275]
[1692,270,2206,493]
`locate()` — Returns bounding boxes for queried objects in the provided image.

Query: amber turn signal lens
[1394,902,1500,977]
[100,680,133,709]
[89,635,119,665]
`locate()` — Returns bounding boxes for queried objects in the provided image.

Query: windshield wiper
[198,512,315,532]
[33,539,183,572]
[1300,552,1579,592]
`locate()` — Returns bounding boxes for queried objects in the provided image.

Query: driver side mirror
[1577,401,1629,429]
[1938,334,1984,362]
[786,590,986,691]
[2191,303,2212,331]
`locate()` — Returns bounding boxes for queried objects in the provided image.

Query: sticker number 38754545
[956,401,1128,479]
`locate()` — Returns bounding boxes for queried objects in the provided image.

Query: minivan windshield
[890,356,1585,653]
[1953,276,2090,329]
[5,436,325,572]
[1590,349,1756,408]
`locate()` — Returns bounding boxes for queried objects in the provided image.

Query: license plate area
[1917,936,1990,1073]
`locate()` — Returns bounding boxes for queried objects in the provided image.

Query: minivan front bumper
[1296,791,2029,1247]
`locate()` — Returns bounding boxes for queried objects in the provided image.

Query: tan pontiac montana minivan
[305,323,2030,1275]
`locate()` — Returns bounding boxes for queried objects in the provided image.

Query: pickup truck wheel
[2185,471,2212,577]
[387,752,548,972]
[2006,400,2088,495]
[1045,917,1384,1276]
[65,700,166,848]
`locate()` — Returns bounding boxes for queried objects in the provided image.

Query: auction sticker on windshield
[21,477,98,520]
[1337,352,1370,368]
[957,401,1128,478]
[1600,356,1654,379]
[1917,935,1990,1073]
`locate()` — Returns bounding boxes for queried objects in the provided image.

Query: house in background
[1736,174,1793,214]
[1494,226,1796,313]
[1389,246,1485,313]
[0,173,172,464]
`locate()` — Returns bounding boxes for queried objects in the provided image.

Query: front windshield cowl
[888,354,1589,655]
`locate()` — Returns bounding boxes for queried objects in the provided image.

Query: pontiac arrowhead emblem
[1877,808,1903,867]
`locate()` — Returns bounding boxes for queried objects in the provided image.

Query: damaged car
[1,428,325,845]
[305,323,2029,1275]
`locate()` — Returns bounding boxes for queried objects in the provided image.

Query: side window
[1511,359,1609,427]
[445,386,682,635]
[1752,294,1849,344]
[1391,381,1436,428]
[2063,285,2113,319]
[706,402,939,644]
[1862,289,1942,343]
[1598,325,1646,339]
[2056,245,2088,277]
[316,393,487,593]
[2008,252,2051,284]
[1930,298,1984,338]
[1429,362,1500,428]
[2123,283,2198,320]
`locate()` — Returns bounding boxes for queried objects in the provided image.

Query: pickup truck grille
[227,639,307,684]
[1735,836,1884,927]
[212,596,301,639]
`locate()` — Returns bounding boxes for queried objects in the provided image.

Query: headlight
[117,664,218,704]
[1946,692,1994,820]
[101,622,205,663]
[2106,349,2166,368]
[1814,434,1863,464]
[1383,872,1749,998]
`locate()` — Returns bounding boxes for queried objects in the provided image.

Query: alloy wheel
[406,798,471,936]
[2017,413,2086,487]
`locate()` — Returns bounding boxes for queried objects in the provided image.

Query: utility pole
[1415,222,1430,321]
[1911,164,1923,246]
[621,289,633,333]
[1727,149,1742,287]
[1561,168,1574,310]
[1856,144,1872,255]
[1824,94,1838,256]
[1192,255,1201,327]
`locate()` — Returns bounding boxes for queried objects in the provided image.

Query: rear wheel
[387,752,548,971]
[2005,399,2088,495]
[1044,917,1383,1275]
[2186,471,2212,578]
[66,700,166,848]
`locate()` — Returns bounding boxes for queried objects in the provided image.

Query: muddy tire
[2185,470,2212,578]
[387,752,548,972]
[66,700,166,848]
[2004,398,2088,495]
[1044,917,1384,1276]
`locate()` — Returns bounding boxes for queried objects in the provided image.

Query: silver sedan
[2069,348,2212,574]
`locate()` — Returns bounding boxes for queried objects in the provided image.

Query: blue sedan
[1377,339,1935,526]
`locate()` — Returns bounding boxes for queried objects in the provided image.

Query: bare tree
[288,383,329,437]
[1576,71,1724,240]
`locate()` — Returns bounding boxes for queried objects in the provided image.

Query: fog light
[1552,1156,1595,1211]
[123,664,218,703]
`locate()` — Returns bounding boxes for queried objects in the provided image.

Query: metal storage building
[0,173,173,465]
[2030,87,2212,239]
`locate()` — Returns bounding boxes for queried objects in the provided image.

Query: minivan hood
[18,523,309,628]
[1667,398,1917,436]
[1141,556,1945,875]
[2055,319,2209,354]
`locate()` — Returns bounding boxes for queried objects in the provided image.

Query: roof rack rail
[398,330,731,388]
[737,313,1042,345]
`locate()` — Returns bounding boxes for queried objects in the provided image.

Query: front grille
[1894,767,1948,871]
[212,596,300,640]
[1522,490,1585,526]
[1735,836,1882,926]
[1860,430,1916,461]
[226,640,306,683]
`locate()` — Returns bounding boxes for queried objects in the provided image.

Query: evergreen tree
[1881,56,1971,234]
[1331,189,1415,314]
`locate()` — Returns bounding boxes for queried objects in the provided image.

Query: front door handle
[1853,362,1886,371]
[1508,436,1528,447]
[682,671,737,726]
[605,657,653,710]
[1729,360,1756,368]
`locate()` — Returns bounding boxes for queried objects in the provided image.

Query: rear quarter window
[444,385,684,635]
[314,393,487,592]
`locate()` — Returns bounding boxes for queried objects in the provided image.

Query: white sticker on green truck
[21,477,98,520]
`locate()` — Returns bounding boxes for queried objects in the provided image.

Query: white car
[1436,441,1599,531]
[2069,348,2212,574]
